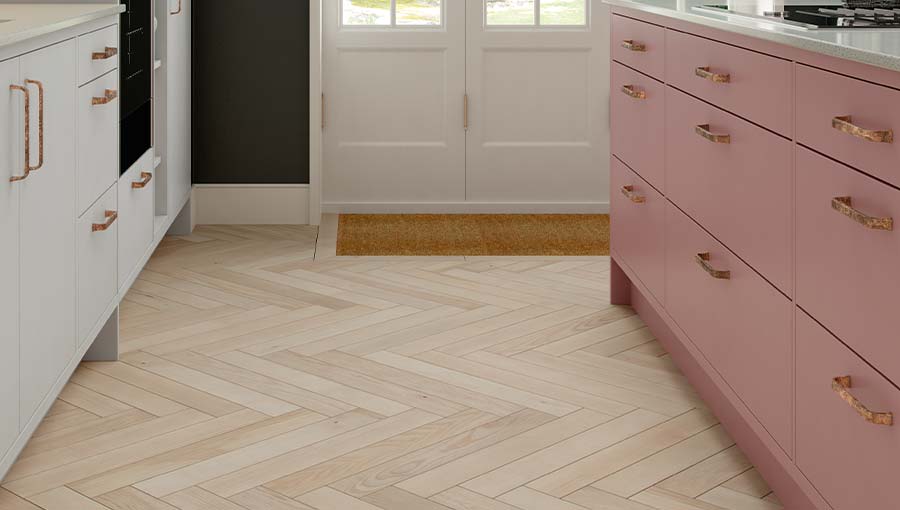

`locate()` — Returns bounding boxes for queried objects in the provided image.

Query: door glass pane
[397,0,442,25]
[486,0,536,25]
[343,0,391,26]
[540,0,587,25]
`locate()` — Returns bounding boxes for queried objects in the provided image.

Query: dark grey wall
[192,0,310,184]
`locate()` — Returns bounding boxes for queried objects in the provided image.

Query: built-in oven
[120,0,152,174]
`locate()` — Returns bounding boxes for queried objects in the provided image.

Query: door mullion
[391,0,397,26]
[535,0,541,26]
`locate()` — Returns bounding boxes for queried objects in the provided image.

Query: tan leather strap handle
[831,197,893,231]
[92,211,118,232]
[620,85,646,100]
[695,66,730,84]
[832,115,893,143]
[621,185,646,204]
[24,79,43,172]
[695,252,731,280]
[92,47,118,60]
[132,172,153,189]
[832,376,893,426]
[8,84,30,183]
[621,40,645,52]
[695,124,731,144]
[92,89,118,106]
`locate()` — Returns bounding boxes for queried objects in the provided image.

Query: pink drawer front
[796,64,900,190]
[665,203,793,456]
[665,87,793,295]
[665,30,792,137]
[611,14,665,80]
[611,61,665,191]
[796,146,900,384]
[611,156,665,302]
[797,309,900,510]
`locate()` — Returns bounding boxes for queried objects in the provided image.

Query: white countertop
[0,3,124,49]
[604,0,900,72]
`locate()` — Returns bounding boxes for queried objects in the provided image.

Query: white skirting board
[322,201,610,214]
[192,184,311,225]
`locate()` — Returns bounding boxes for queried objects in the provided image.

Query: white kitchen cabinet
[167,0,191,207]
[18,39,78,426]
[0,58,21,460]
[118,150,155,288]
[77,69,119,216]
[77,185,118,346]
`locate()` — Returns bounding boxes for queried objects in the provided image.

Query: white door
[19,40,77,425]
[465,0,608,203]
[0,57,21,457]
[324,0,467,205]
[167,0,191,208]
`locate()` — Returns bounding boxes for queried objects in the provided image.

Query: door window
[342,0,443,27]
[486,0,587,27]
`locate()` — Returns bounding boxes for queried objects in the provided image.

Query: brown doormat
[336,214,610,256]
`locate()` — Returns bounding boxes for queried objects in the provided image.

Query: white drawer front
[77,24,118,87]
[118,151,155,290]
[77,185,118,346]
[77,70,119,216]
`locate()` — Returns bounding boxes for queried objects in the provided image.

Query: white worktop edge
[0,4,125,50]
[604,0,900,73]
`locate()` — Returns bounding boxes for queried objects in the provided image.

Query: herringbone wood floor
[1,224,783,510]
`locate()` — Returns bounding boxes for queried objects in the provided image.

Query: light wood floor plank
[264,409,499,498]
[70,409,326,498]
[297,487,385,510]
[1,226,780,510]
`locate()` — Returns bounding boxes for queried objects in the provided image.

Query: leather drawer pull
[132,172,153,189]
[92,89,118,106]
[695,252,730,280]
[831,196,893,231]
[92,210,118,232]
[832,116,893,143]
[621,185,646,203]
[695,66,730,84]
[695,124,731,144]
[832,376,893,426]
[620,85,646,100]
[621,40,645,52]
[92,47,118,60]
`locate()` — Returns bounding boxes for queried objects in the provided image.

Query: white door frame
[309,0,323,226]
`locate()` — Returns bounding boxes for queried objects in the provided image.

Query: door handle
[8,84,30,183]
[24,79,44,173]
[832,376,893,426]
[695,124,731,144]
[831,196,893,231]
[464,93,469,131]
[832,116,893,144]
[92,89,118,106]
[695,252,731,280]
[92,47,118,60]
[621,185,646,203]
[621,40,646,52]
[132,172,153,189]
[620,85,646,100]
[92,210,118,232]
[170,0,183,15]
[695,66,730,84]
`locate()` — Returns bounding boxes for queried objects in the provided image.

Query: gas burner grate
[844,0,900,9]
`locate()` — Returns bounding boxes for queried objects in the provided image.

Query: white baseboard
[322,201,610,214]
[193,184,310,225]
